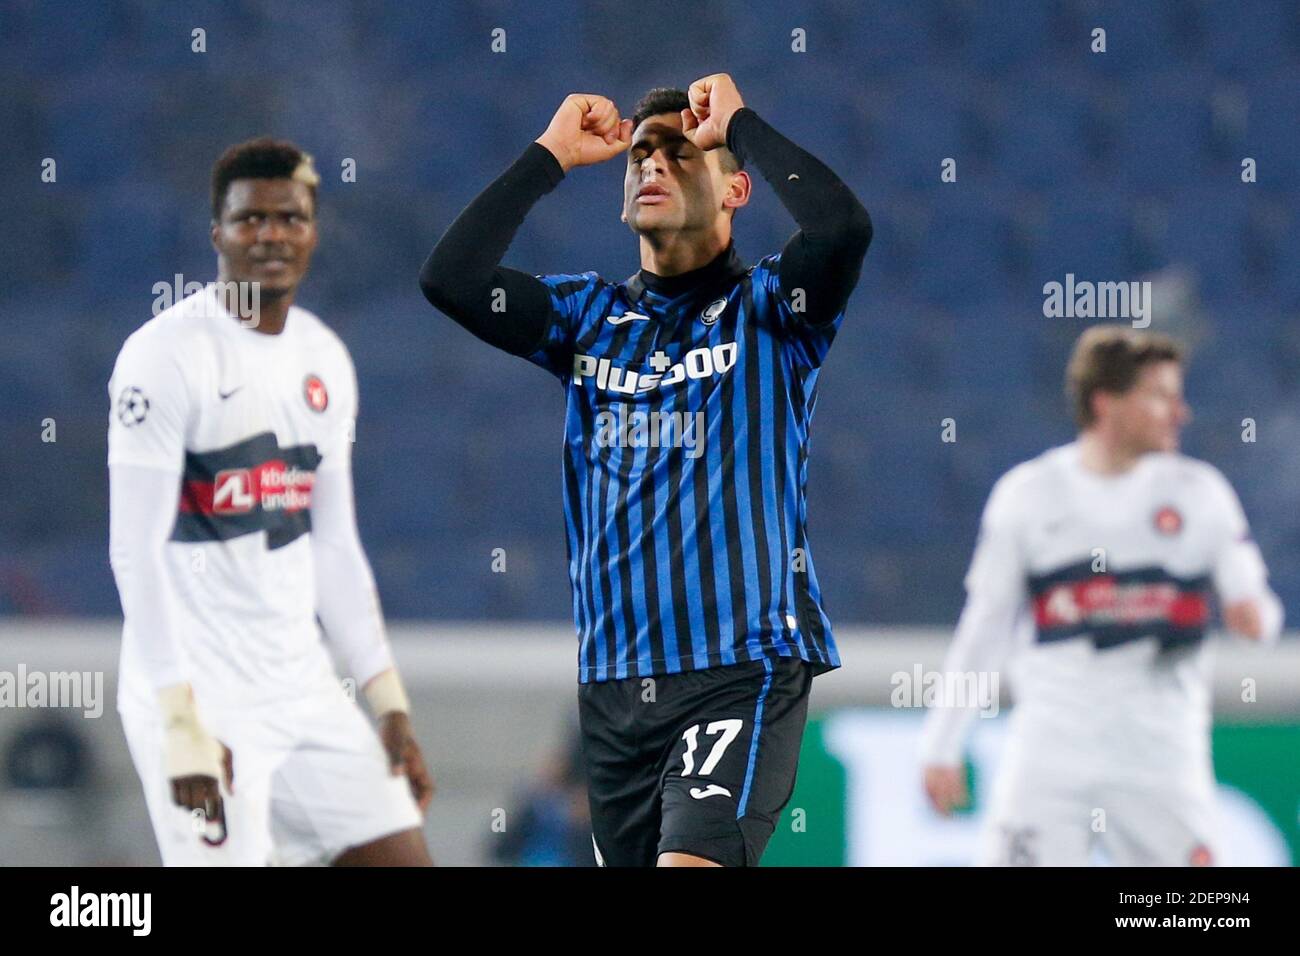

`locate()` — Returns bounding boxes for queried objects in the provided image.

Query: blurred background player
[107,138,433,866]
[919,325,1283,866]
[420,74,871,866]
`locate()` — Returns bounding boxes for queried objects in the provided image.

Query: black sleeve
[726,107,872,327]
[418,142,567,356]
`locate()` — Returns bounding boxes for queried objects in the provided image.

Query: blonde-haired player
[920,325,1282,866]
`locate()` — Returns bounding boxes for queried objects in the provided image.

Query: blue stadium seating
[1,0,1296,624]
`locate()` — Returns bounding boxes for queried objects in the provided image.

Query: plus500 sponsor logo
[572,342,738,394]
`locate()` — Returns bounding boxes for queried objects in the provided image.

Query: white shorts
[977,737,1219,866]
[122,682,422,866]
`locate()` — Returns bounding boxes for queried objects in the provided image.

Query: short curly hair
[210,136,319,220]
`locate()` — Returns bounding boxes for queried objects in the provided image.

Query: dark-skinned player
[109,138,433,866]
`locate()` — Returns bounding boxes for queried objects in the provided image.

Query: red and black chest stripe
[1028,561,1212,651]
[171,432,322,550]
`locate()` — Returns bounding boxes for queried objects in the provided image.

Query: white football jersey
[922,441,1279,785]
[108,285,358,712]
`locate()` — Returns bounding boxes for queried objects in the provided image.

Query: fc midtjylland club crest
[1153,505,1183,535]
[303,374,328,413]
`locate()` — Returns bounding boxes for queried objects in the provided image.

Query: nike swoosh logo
[219,386,243,400]
[689,784,733,800]
[606,312,650,326]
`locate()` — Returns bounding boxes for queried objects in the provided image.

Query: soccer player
[108,138,433,866]
[420,74,871,866]
[919,326,1283,866]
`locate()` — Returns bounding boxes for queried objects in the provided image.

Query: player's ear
[1091,389,1113,424]
[210,219,221,253]
[722,168,751,212]
[303,217,320,256]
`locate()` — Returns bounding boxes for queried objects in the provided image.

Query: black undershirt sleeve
[418,142,568,356]
[726,107,872,327]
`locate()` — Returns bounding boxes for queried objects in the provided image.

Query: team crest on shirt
[1189,843,1213,866]
[1153,505,1183,536]
[700,297,727,325]
[303,374,328,413]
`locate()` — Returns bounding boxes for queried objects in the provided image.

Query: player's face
[622,113,736,235]
[1111,361,1189,454]
[211,179,318,298]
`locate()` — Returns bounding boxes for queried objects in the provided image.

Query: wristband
[157,682,223,780]
[364,668,410,717]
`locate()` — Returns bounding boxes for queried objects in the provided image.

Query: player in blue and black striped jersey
[420,73,871,866]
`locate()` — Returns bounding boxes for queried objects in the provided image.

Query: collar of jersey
[1066,439,1155,482]
[624,241,747,304]
[199,282,298,345]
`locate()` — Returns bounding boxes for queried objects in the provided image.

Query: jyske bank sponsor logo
[213,463,313,515]
[573,342,738,395]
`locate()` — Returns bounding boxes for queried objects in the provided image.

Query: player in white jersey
[108,138,432,866]
[920,326,1283,866]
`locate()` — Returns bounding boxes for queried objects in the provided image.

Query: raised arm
[683,74,872,327]
[418,94,631,355]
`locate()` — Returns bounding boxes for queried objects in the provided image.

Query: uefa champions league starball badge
[117,386,150,426]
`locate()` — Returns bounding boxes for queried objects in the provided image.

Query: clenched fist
[536,94,633,173]
[680,73,746,151]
